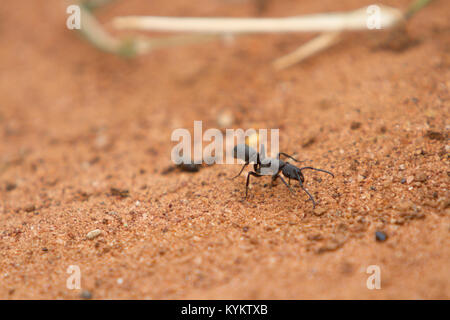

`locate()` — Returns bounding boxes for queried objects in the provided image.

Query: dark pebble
[425,130,446,141]
[375,231,388,242]
[178,163,200,172]
[6,183,16,191]
[350,121,361,130]
[302,137,316,148]
[400,178,406,184]
[80,290,92,299]
[24,205,36,213]
[161,166,176,175]
[110,188,129,198]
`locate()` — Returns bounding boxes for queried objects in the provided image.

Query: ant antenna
[299,167,334,178]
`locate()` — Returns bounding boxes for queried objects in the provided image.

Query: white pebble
[86,229,102,240]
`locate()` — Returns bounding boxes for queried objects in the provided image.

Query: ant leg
[299,167,334,178]
[277,152,302,162]
[271,175,275,187]
[270,174,279,187]
[245,171,263,199]
[253,162,260,173]
[231,162,248,179]
[277,153,311,163]
[276,175,296,195]
[288,177,291,185]
[295,172,316,208]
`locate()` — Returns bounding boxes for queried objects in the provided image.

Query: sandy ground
[0,0,449,299]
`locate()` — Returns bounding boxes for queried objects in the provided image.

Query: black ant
[232,144,334,208]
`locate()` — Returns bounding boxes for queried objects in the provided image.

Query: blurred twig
[272,0,435,70]
[68,1,216,57]
[82,0,117,11]
[405,0,434,19]
[70,0,435,62]
[273,32,341,70]
[77,3,135,56]
[113,5,403,33]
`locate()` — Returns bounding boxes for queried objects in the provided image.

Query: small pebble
[375,231,388,242]
[396,200,413,212]
[400,178,406,184]
[414,172,428,183]
[86,229,102,240]
[350,121,361,130]
[425,130,445,141]
[399,164,406,170]
[406,176,414,184]
[313,207,327,216]
[308,233,323,241]
[80,290,92,299]
[110,188,129,198]
[178,162,201,172]
[24,205,36,213]
[5,183,16,191]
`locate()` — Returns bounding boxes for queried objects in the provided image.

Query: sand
[0,0,449,299]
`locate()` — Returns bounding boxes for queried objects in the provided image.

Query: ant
[232,144,334,208]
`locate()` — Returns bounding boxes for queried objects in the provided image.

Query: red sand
[0,0,449,299]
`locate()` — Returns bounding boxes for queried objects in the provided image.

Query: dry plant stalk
[272,0,434,69]
[77,4,128,55]
[273,32,341,70]
[73,0,433,66]
[69,0,216,56]
[112,5,404,33]
[111,4,404,68]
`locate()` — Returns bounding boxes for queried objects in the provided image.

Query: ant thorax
[260,158,283,175]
